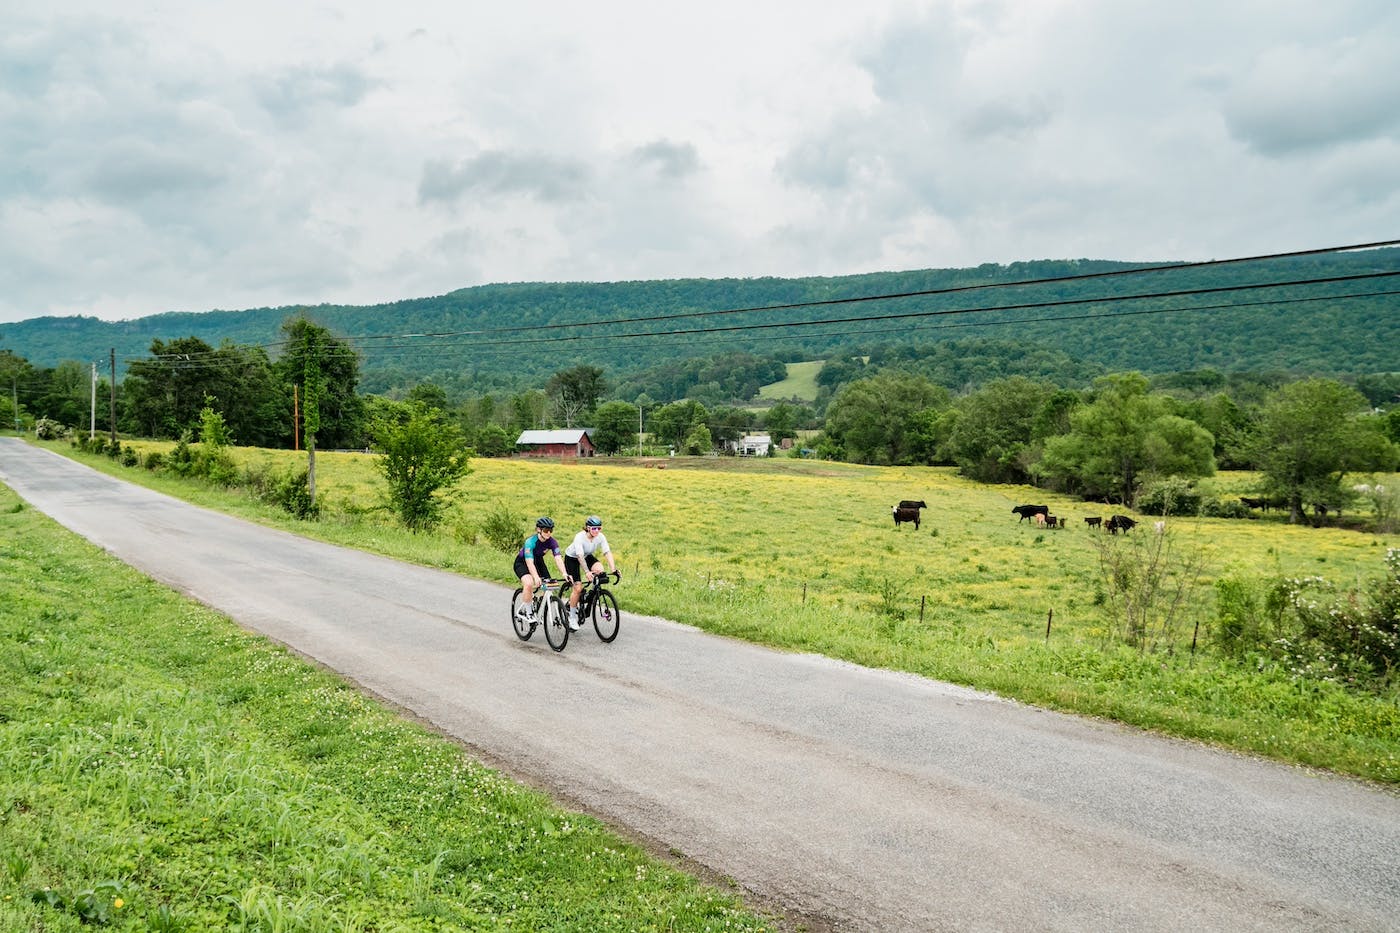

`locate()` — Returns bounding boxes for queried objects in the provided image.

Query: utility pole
[293,383,300,451]
[638,404,644,458]
[90,362,97,439]
[109,348,117,445]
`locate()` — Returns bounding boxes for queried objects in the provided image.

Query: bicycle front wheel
[511,588,534,641]
[543,594,570,652]
[592,589,620,643]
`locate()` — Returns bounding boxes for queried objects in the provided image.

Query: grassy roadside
[0,484,774,931]
[20,438,1400,786]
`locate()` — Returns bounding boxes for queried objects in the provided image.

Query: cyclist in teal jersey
[513,517,568,626]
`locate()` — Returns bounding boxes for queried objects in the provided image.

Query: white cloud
[0,0,1396,323]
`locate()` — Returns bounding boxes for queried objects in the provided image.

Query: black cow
[892,506,922,530]
[1106,514,1137,534]
[1012,504,1049,523]
[1084,516,1103,529]
[898,500,928,510]
[1239,496,1267,511]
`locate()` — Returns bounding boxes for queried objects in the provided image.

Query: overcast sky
[2,1,1398,324]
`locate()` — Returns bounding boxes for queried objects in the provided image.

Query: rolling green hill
[3,248,1397,398]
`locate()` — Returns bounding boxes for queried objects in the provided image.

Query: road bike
[570,570,621,644]
[511,578,571,652]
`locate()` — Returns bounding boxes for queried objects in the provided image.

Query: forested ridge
[3,248,1397,397]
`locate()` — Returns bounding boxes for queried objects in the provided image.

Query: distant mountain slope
[3,249,1396,396]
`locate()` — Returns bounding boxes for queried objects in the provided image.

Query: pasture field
[756,360,821,402]
[30,439,1400,785]
[0,483,773,931]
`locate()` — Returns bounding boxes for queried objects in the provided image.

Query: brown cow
[892,505,922,530]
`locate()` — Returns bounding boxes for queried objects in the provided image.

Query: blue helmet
[535,516,555,530]
[584,515,603,528]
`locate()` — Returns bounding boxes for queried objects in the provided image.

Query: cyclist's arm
[548,539,569,580]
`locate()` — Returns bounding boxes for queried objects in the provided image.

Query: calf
[1012,504,1049,523]
[892,506,922,531]
[1084,516,1103,529]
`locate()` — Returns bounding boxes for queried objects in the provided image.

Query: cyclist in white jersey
[563,515,618,630]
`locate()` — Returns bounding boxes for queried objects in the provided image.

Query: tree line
[4,318,1398,526]
[3,247,1397,399]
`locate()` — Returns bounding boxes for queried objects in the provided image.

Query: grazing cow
[1239,496,1267,511]
[892,506,922,531]
[1106,514,1137,535]
[1045,515,1062,529]
[1012,504,1050,523]
[1084,516,1103,529]
[898,499,928,510]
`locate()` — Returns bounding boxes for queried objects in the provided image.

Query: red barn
[514,429,596,459]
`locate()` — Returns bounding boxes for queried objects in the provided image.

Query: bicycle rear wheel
[592,589,620,643]
[511,588,534,641]
[542,593,570,652]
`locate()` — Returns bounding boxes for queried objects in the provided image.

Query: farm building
[515,429,597,458]
[735,434,772,456]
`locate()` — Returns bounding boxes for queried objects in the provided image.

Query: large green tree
[823,371,950,465]
[649,399,709,449]
[1039,373,1215,503]
[762,401,807,441]
[1251,379,1399,523]
[592,400,639,455]
[0,350,32,431]
[371,403,473,532]
[123,338,286,446]
[30,360,91,429]
[546,365,607,427]
[275,317,365,451]
[945,377,1059,483]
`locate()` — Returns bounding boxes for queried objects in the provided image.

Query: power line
[335,271,1400,355]
[131,239,1400,365]
[321,237,1400,344]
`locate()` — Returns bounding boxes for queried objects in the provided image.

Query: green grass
[0,485,773,931]
[756,361,821,402]
[24,440,1400,787]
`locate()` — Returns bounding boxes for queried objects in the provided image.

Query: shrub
[166,433,196,477]
[265,467,320,520]
[120,445,139,467]
[143,451,165,471]
[1213,550,1400,690]
[1202,497,1249,519]
[240,462,278,497]
[34,417,68,440]
[1136,477,1203,516]
[371,407,472,532]
[1213,575,1273,657]
[198,448,239,486]
[1089,520,1208,652]
[479,502,525,553]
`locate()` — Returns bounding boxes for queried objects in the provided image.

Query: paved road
[4,437,1399,931]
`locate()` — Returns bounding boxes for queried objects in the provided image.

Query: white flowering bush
[1218,550,1400,689]
[34,417,68,440]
